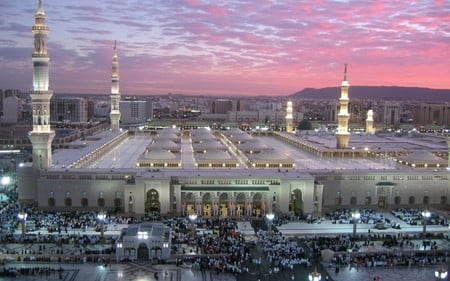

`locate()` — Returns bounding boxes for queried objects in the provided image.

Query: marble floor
[0,262,237,281]
[325,265,447,281]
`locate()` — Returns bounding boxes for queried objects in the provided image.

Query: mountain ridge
[289,86,450,102]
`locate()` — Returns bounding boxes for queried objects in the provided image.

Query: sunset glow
[1,0,449,96]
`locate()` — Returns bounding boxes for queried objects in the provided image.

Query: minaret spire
[29,0,55,169]
[110,40,121,131]
[37,0,45,15]
[336,64,351,149]
[343,63,348,81]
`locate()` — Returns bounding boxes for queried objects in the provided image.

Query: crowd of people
[0,266,59,278]
[392,208,447,226]
[257,228,311,273]
[167,217,252,275]
[0,188,449,280]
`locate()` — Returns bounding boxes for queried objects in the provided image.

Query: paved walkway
[325,265,445,281]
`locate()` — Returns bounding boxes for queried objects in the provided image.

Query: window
[394,196,401,205]
[408,196,415,205]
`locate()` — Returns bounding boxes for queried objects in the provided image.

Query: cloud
[0,0,449,95]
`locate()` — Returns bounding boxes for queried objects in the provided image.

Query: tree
[297,119,312,130]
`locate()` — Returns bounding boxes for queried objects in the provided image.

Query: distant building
[414,103,450,126]
[211,99,232,114]
[1,95,21,124]
[120,98,152,125]
[50,97,88,123]
[0,89,22,123]
[326,101,339,123]
[377,101,401,126]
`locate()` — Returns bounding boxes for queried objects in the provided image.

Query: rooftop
[49,129,448,173]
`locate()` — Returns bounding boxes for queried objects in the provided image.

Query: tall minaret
[285,101,293,133]
[336,64,351,149]
[110,40,121,131]
[28,0,55,169]
[366,109,375,134]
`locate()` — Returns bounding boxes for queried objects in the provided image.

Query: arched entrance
[137,243,149,260]
[252,193,263,217]
[219,193,228,217]
[236,193,245,217]
[185,193,196,215]
[378,196,387,209]
[290,189,304,216]
[145,189,161,215]
[202,193,212,217]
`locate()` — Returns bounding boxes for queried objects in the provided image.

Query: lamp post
[1,176,11,191]
[265,213,275,236]
[308,267,322,281]
[97,210,106,241]
[351,211,360,238]
[435,265,448,280]
[189,213,197,237]
[17,211,27,236]
[421,210,431,235]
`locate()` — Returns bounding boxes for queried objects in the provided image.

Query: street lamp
[308,267,322,281]
[266,213,275,236]
[97,210,106,240]
[435,266,448,280]
[351,211,360,238]
[17,211,27,236]
[189,213,197,237]
[421,210,431,235]
[1,176,11,191]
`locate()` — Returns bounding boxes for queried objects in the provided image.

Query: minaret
[366,109,375,134]
[336,64,351,149]
[28,0,55,169]
[110,40,121,131]
[285,101,293,133]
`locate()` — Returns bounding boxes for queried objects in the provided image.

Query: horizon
[1,1,449,96]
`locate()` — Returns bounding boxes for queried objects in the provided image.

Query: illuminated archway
[290,189,304,216]
[145,189,160,214]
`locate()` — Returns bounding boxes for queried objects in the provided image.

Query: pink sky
[0,0,449,96]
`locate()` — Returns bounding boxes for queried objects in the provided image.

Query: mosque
[18,1,449,221]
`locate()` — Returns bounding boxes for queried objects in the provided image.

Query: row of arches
[141,189,307,218]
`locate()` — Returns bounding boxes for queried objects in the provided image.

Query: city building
[377,101,401,126]
[1,95,21,124]
[414,102,450,127]
[50,96,88,123]
[120,98,152,125]
[211,99,232,114]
